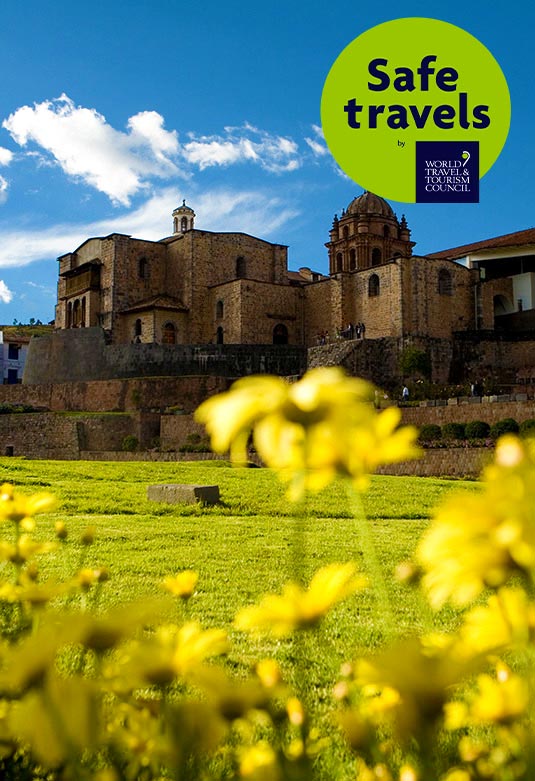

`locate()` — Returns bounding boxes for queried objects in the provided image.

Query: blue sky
[0,0,530,323]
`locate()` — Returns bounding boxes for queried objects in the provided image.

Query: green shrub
[399,347,431,380]
[418,423,442,442]
[121,435,139,452]
[490,418,519,439]
[519,418,535,438]
[442,422,465,440]
[464,420,490,439]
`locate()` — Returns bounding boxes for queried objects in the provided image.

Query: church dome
[346,191,395,219]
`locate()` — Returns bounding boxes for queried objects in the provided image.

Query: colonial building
[37,191,535,387]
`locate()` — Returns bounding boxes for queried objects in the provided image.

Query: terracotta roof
[119,295,188,315]
[428,227,535,260]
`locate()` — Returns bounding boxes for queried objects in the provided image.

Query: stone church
[25,191,535,387]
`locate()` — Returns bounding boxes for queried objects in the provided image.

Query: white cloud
[0,280,13,303]
[0,175,8,204]
[0,148,13,166]
[183,125,300,173]
[0,186,300,268]
[305,124,329,157]
[2,95,181,206]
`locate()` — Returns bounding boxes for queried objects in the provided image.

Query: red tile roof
[428,227,535,260]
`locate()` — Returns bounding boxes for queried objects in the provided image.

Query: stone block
[515,393,528,401]
[147,484,220,505]
[447,398,458,405]
[435,400,447,406]
[468,397,481,403]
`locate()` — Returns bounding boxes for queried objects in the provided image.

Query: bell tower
[172,200,195,234]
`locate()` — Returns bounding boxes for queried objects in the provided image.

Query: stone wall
[160,414,206,450]
[377,447,490,478]
[0,413,136,459]
[401,398,535,427]
[23,328,307,384]
[0,375,229,413]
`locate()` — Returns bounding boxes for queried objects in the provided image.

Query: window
[349,248,356,270]
[383,225,390,238]
[181,216,188,232]
[273,323,288,345]
[343,225,349,238]
[368,274,380,297]
[7,369,18,384]
[67,302,72,328]
[216,300,224,319]
[7,344,19,360]
[134,319,142,337]
[138,257,148,279]
[438,269,452,295]
[81,297,86,327]
[336,253,343,272]
[216,326,224,344]
[72,299,81,327]
[371,248,382,266]
[162,322,176,344]
[236,256,246,278]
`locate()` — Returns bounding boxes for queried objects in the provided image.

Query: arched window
[371,248,382,266]
[73,299,81,327]
[349,248,356,270]
[236,256,246,278]
[81,297,86,327]
[173,217,179,233]
[336,253,343,272]
[383,225,390,238]
[162,322,176,344]
[216,300,224,319]
[216,326,224,344]
[343,225,349,239]
[67,302,72,328]
[438,269,453,295]
[138,257,148,279]
[273,323,289,345]
[181,216,188,233]
[135,319,142,337]
[368,274,380,297]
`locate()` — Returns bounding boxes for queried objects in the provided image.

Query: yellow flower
[256,659,282,689]
[469,667,528,725]
[54,520,68,540]
[286,697,304,726]
[0,484,56,529]
[417,435,535,609]
[172,621,229,676]
[124,621,229,686]
[0,534,56,565]
[234,563,366,637]
[240,742,280,781]
[350,637,477,738]
[162,570,198,599]
[196,368,419,498]
[195,375,289,463]
[460,587,535,654]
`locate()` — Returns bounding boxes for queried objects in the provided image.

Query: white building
[0,331,31,384]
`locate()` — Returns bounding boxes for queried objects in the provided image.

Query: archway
[273,323,288,345]
[162,322,177,344]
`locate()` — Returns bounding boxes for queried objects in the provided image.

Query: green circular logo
[321,18,510,202]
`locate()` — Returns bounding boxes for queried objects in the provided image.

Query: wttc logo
[415,141,479,202]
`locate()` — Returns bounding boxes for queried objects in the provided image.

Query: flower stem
[346,486,396,642]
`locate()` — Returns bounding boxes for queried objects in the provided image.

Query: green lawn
[0,458,484,781]
[0,458,476,660]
